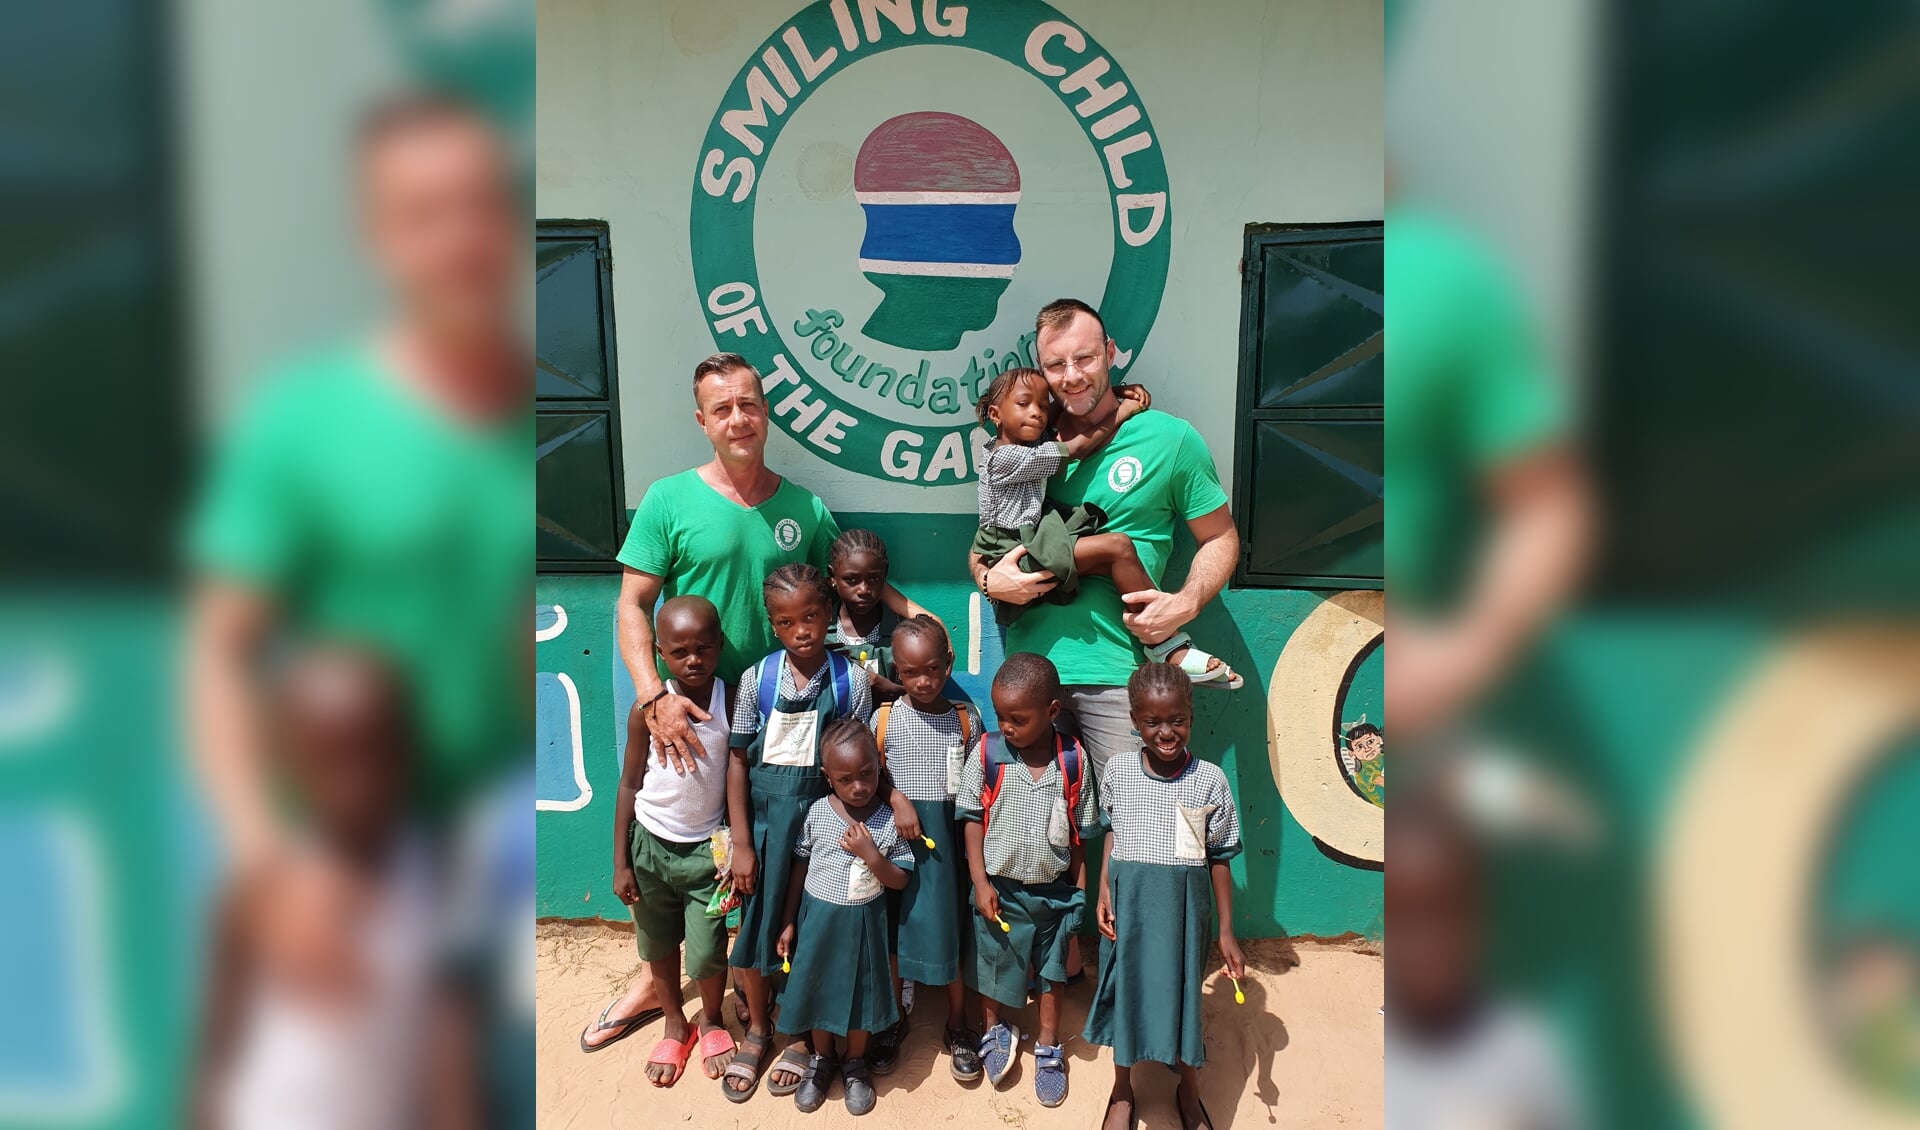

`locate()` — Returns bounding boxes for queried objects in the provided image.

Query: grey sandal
[766,1043,814,1097]
[721,1030,773,1103]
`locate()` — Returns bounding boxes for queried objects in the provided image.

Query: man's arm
[1118,504,1239,646]
[185,580,280,869]
[1391,445,1592,740]
[616,567,706,768]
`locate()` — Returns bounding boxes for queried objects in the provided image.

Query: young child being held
[723,564,913,1101]
[601,595,736,1086]
[960,652,1102,1107]
[1084,662,1247,1130]
[971,367,1240,688]
[868,615,984,1082]
[773,718,916,1117]
[824,528,904,702]
[194,646,438,1130]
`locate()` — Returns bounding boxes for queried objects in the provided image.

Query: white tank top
[634,678,731,843]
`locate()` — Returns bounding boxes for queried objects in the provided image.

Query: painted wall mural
[1268,591,1385,865]
[688,0,1173,485]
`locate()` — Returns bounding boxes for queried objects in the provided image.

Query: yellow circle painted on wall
[1268,591,1385,864]
[688,0,1174,486]
[1658,629,1920,1129]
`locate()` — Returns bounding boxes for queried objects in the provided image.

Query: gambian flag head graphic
[855,112,1021,352]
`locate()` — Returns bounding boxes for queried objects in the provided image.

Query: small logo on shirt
[773,518,803,551]
[1108,456,1144,493]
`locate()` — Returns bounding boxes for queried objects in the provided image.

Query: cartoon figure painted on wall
[1340,717,1386,808]
[855,112,1022,350]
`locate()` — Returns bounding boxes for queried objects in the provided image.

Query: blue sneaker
[979,1021,1021,1087]
[1033,1043,1068,1107]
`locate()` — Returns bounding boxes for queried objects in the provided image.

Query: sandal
[644,1028,698,1088]
[578,999,663,1053]
[1032,1042,1067,1107]
[766,1043,814,1097]
[698,1027,736,1080]
[1146,633,1245,690]
[794,1052,837,1113]
[721,1030,773,1103]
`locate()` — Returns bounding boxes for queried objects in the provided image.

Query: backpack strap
[1057,733,1085,845]
[954,704,973,751]
[827,651,852,718]
[874,702,892,754]
[978,733,1011,831]
[755,651,783,727]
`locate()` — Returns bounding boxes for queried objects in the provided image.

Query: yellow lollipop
[996,915,1011,933]
[921,834,936,849]
[782,957,791,974]
[1231,976,1245,1005]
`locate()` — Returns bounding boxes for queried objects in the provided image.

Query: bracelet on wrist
[636,687,667,716]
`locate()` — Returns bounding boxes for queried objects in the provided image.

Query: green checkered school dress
[1083,751,1242,1068]
[777,798,915,1037]
[875,700,982,986]
[726,652,871,976]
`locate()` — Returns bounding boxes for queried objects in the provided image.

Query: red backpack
[979,731,1085,845]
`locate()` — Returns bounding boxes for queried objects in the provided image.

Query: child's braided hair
[975,366,1051,432]
[829,527,889,572]
[891,613,952,660]
[761,563,833,615]
[1126,661,1192,713]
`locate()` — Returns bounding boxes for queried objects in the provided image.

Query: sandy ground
[538,922,1381,1129]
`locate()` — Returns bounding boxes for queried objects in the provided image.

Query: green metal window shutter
[536,222,627,571]
[1232,223,1383,589]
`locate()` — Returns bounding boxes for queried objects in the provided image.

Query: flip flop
[765,1044,814,1097]
[698,1027,737,1079]
[578,999,663,1053]
[644,1029,699,1088]
[732,982,751,1028]
[721,1030,773,1103]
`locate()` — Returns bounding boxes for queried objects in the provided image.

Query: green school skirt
[970,502,1108,625]
[728,762,826,975]
[776,892,901,1037]
[1083,860,1214,1067]
[967,875,1084,1010]
[890,798,967,985]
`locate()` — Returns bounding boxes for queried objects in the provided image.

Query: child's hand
[840,821,880,863]
[892,804,923,844]
[1219,933,1246,981]
[776,923,795,960]
[1096,887,1117,941]
[1114,383,1152,418]
[731,844,758,896]
[973,880,1000,924]
[612,866,639,906]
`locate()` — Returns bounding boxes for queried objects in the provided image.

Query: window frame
[536,219,630,574]
[1230,220,1385,591]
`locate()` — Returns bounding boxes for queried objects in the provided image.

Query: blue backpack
[755,650,854,727]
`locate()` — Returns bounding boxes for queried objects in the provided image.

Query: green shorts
[970,502,1108,625]
[628,821,728,981]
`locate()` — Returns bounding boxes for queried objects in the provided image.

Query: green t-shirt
[1007,410,1230,686]
[616,469,841,684]
[188,348,532,818]
[1387,209,1570,612]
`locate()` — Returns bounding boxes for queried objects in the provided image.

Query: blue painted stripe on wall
[857,204,1020,265]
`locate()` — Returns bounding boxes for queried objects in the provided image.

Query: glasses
[1041,352,1103,378]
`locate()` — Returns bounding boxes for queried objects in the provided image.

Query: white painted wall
[536,0,1384,512]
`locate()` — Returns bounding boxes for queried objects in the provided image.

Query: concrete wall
[534,0,1387,938]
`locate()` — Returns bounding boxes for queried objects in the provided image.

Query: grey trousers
[1054,683,1137,785]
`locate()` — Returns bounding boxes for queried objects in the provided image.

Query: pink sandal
[698,1027,737,1079]
[646,1029,699,1087]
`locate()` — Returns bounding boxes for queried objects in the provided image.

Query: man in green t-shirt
[583,352,927,1058]
[972,299,1242,776]
[1385,208,1591,739]
[188,94,529,866]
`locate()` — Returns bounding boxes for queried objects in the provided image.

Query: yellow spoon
[782,957,791,974]
[1231,977,1245,1005]
[995,915,1011,933]
[921,835,936,849]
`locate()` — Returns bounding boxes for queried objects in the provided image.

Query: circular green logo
[690,1,1172,486]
